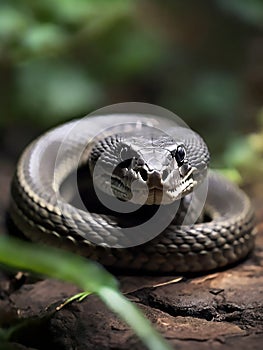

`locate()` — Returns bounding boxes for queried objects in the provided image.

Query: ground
[0,146,263,350]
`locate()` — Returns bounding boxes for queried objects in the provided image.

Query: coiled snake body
[10,114,256,273]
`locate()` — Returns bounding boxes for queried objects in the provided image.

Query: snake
[9,113,256,273]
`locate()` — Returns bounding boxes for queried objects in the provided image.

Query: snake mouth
[146,167,198,204]
[110,176,132,201]
[166,178,196,199]
[110,172,197,205]
[92,164,199,205]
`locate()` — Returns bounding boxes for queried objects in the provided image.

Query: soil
[0,129,263,350]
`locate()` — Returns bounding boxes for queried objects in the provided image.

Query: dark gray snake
[10,114,256,273]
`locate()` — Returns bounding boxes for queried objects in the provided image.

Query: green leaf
[16,60,103,124]
[214,168,242,184]
[22,24,68,55]
[29,0,134,25]
[0,6,29,41]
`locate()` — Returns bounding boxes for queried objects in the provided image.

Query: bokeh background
[0,0,263,183]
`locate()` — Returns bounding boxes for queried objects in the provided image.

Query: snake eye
[171,145,186,166]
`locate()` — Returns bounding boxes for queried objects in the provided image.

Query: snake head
[89,127,209,205]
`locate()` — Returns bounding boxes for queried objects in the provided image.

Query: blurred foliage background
[0,0,263,183]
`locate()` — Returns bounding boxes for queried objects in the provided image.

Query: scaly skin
[10,114,256,273]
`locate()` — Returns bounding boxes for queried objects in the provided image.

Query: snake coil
[10,114,256,273]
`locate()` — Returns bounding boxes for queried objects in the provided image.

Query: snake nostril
[139,168,148,182]
[162,169,169,181]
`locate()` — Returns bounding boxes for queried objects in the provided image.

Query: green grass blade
[99,287,172,350]
[0,236,172,350]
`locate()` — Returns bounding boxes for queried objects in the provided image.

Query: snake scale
[10,113,256,273]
